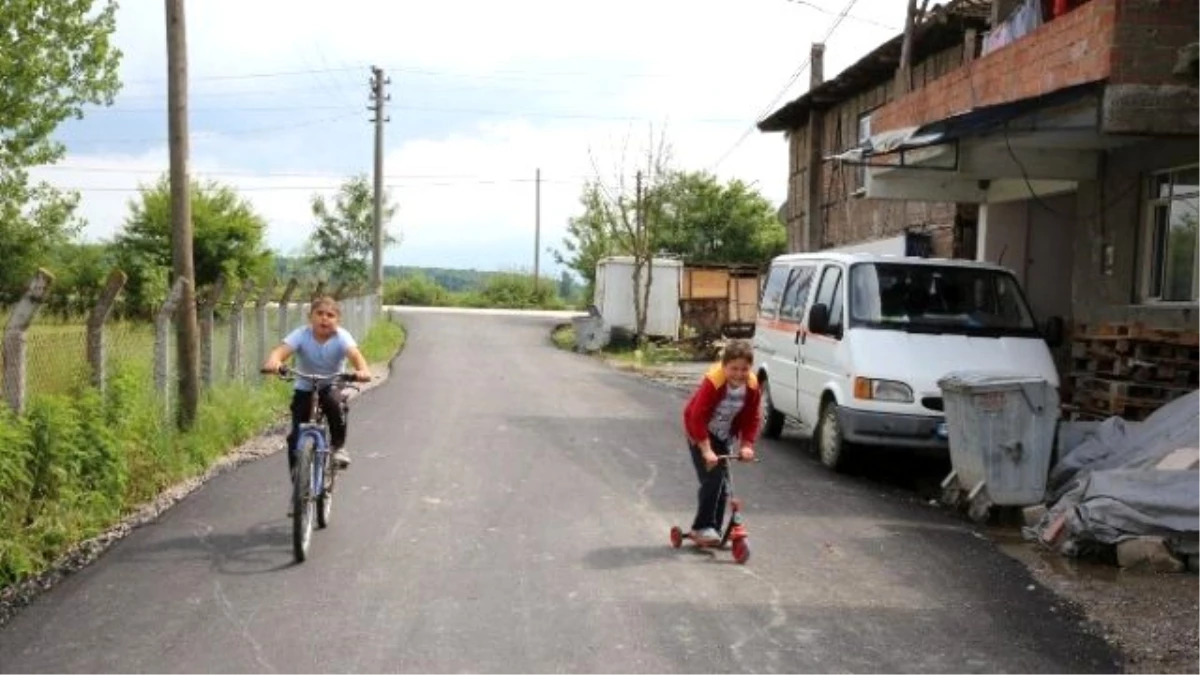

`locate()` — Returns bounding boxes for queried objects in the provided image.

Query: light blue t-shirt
[283,326,358,391]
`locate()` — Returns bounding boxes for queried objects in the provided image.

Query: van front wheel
[761,380,785,440]
[816,401,852,472]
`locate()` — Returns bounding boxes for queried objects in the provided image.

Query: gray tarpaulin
[1029,390,1199,553]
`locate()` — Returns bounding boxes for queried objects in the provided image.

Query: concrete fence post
[154,277,188,417]
[86,269,128,395]
[199,274,226,389]
[2,269,54,415]
[227,279,254,383]
[278,277,299,341]
[255,278,278,381]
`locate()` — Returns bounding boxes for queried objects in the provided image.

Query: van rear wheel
[816,401,852,472]
[761,380,785,440]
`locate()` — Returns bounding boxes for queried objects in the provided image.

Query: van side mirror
[1044,316,1065,348]
[808,303,831,335]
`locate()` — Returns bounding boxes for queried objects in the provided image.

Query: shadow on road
[122,520,298,576]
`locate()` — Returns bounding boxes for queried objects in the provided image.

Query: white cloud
[37,0,912,272]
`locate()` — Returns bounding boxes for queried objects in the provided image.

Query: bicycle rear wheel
[292,439,317,562]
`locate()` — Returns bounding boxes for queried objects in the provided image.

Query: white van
[752,252,1064,471]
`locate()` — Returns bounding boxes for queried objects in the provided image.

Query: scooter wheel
[669,526,683,549]
[732,538,751,564]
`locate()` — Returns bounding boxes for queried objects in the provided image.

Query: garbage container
[937,371,1061,507]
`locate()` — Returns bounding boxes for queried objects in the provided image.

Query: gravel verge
[0,356,398,629]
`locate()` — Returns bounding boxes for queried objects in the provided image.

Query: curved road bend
[0,310,1119,673]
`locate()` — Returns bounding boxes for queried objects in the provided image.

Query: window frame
[1140,164,1200,305]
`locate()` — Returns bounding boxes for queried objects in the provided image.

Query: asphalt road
[0,311,1120,673]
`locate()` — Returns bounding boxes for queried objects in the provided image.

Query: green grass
[0,317,407,589]
[358,318,406,363]
[551,324,576,350]
[604,342,694,366]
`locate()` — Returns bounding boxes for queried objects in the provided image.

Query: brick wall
[1111,0,1200,85]
[873,0,1118,132]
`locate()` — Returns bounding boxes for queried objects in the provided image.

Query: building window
[854,111,872,193]
[1142,165,1199,303]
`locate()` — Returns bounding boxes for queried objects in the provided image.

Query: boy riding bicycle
[682,339,761,547]
[263,296,371,473]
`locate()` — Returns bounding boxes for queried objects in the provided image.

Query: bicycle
[262,365,366,563]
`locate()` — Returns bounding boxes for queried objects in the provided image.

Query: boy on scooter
[682,339,761,547]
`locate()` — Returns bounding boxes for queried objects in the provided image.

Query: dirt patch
[0,359,397,629]
[992,530,1199,674]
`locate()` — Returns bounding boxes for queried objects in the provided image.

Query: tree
[307,175,399,287]
[113,176,274,315]
[553,183,621,298]
[0,0,122,292]
[652,171,786,266]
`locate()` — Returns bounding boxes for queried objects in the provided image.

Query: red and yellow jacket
[683,363,762,445]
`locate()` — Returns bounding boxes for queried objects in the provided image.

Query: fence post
[277,277,299,341]
[199,274,226,389]
[154,277,188,418]
[255,278,278,381]
[2,269,54,415]
[86,269,128,395]
[312,280,327,302]
[227,279,254,383]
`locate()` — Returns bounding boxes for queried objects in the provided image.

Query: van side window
[779,265,816,320]
[812,265,844,336]
[758,265,791,319]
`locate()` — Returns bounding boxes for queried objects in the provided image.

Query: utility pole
[368,66,390,298]
[534,168,541,293]
[165,0,199,430]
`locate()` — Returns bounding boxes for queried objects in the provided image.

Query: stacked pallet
[1066,321,1199,421]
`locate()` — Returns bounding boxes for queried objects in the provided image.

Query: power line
[59,112,360,145]
[782,0,899,31]
[48,177,588,193]
[709,0,862,170]
[80,103,746,124]
[120,62,706,86]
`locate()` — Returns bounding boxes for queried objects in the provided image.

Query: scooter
[669,453,759,564]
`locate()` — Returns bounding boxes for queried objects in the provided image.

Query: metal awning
[827,81,1103,167]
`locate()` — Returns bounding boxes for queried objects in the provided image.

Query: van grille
[922,396,944,412]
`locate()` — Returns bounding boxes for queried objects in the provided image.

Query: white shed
[594,256,683,339]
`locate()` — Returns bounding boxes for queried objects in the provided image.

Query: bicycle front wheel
[292,438,317,562]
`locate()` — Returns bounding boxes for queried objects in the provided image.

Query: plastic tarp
[1028,390,1200,552]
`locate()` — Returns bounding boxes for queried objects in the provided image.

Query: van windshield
[848,262,1039,337]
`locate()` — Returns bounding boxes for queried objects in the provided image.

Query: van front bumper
[838,408,949,452]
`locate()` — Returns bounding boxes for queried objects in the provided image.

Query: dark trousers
[287,386,347,471]
[689,433,731,532]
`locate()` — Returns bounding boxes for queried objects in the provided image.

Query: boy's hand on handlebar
[353,369,372,383]
[261,358,283,374]
[702,448,720,470]
[738,445,756,462]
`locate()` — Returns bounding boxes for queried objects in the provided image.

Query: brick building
[759,1,994,259]
[759,0,1198,333]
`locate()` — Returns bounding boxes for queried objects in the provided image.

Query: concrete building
[759,0,1198,334]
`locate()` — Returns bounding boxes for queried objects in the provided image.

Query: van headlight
[853,377,914,403]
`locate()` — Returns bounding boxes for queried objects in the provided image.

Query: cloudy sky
[34,0,914,274]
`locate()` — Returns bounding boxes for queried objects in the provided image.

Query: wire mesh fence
[1,270,380,417]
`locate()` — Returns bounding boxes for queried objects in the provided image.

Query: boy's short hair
[309,295,341,316]
[722,339,754,364]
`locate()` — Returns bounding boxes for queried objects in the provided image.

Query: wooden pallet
[1072,321,1200,347]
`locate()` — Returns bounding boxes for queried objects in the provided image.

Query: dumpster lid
[937,370,1050,392]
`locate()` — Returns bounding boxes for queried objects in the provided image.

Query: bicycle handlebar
[259,365,370,384]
